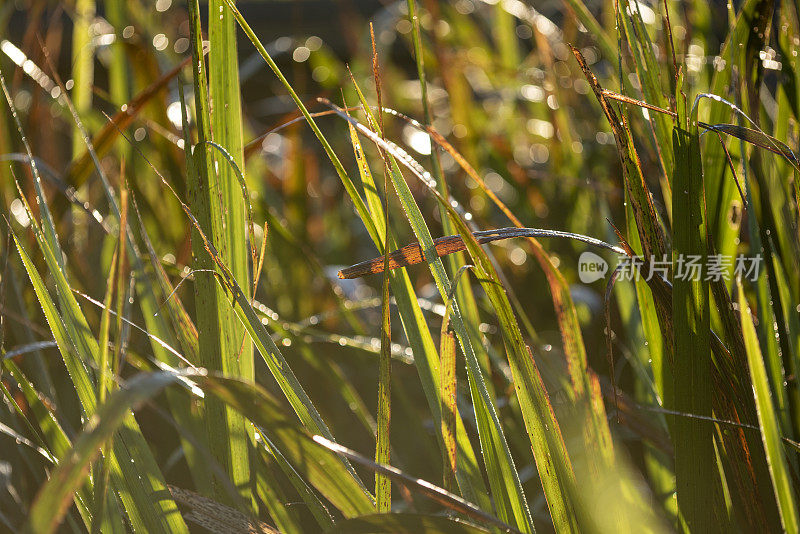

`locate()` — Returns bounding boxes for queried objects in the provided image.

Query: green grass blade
[10,195,187,533]
[380,147,534,532]
[345,119,391,511]
[25,372,182,534]
[255,432,334,530]
[183,0,254,507]
[439,327,457,492]
[671,84,723,530]
[334,109,578,532]
[738,280,800,533]
[228,9,490,508]
[69,0,94,158]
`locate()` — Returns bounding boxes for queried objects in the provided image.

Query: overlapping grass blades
[221,0,494,513]
[738,279,800,533]
[186,0,252,506]
[4,0,800,531]
[670,83,721,531]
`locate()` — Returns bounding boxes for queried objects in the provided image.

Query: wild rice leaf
[312,436,520,534]
[195,377,375,517]
[25,372,184,534]
[670,85,723,530]
[183,0,255,508]
[69,0,94,159]
[344,114,391,511]
[439,326,457,492]
[339,110,534,532]
[11,194,187,533]
[705,124,799,165]
[255,432,334,531]
[328,107,579,532]
[738,280,800,533]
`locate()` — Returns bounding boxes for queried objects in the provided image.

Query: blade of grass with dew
[25,371,188,534]
[91,245,117,534]
[750,147,800,310]
[226,6,490,508]
[440,326,457,493]
[195,376,375,517]
[671,82,723,530]
[738,279,800,533]
[186,0,253,507]
[209,0,254,473]
[254,434,332,532]
[334,110,579,532]
[343,80,498,513]
[368,130,534,532]
[770,257,800,402]
[569,46,670,281]
[344,117,391,511]
[10,225,187,533]
[69,0,94,159]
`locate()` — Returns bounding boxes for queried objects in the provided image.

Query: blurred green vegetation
[1,0,799,532]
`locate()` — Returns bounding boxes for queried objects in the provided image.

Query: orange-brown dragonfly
[338,227,625,279]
